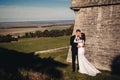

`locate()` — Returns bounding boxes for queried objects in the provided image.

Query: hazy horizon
[0,19,74,23]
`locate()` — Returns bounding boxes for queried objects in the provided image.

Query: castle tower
[67,0,120,71]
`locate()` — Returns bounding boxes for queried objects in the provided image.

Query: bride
[74,33,101,76]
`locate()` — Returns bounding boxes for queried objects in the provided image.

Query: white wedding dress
[74,37,101,76]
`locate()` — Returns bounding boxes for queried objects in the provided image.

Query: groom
[70,29,81,72]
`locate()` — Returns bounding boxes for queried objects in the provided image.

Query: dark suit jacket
[70,35,78,55]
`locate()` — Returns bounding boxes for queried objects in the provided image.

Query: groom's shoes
[72,68,79,72]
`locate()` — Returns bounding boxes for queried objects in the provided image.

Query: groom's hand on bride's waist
[77,45,85,48]
[77,45,81,48]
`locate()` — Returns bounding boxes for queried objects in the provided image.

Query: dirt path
[34,46,68,55]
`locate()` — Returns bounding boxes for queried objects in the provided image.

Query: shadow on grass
[111,54,120,76]
[0,47,67,80]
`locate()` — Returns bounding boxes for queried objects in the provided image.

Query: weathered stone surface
[71,0,120,8]
[67,1,120,71]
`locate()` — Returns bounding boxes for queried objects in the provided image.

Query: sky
[0,0,75,22]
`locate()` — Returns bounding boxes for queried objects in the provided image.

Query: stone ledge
[71,0,120,9]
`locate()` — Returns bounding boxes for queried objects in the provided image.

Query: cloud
[0,6,74,22]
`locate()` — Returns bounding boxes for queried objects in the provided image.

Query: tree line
[23,27,73,38]
[0,25,73,43]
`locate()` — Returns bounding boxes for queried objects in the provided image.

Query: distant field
[0,27,46,35]
[44,25,71,30]
[0,36,70,53]
[0,25,71,36]
[0,20,74,36]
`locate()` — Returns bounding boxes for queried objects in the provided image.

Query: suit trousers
[71,47,79,72]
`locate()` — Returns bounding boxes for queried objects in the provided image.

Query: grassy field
[0,36,120,80]
[0,36,70,53]
[39,49,120,80]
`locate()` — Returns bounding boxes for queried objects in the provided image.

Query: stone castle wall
[67,0,120,71]
[71,0,120,8]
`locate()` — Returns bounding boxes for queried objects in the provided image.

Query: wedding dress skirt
[78,43,101,76]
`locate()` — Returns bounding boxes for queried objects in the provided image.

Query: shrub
[0,34,18,43]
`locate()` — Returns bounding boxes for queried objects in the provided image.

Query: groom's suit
[70,35,79,72]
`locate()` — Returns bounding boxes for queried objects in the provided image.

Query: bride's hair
[81,33,86,41]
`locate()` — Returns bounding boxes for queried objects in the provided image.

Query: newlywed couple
[70,29,101,76]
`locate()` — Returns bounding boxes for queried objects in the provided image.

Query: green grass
[39,49,120,80]
[0,36,120,80]
[0,36,70,53]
